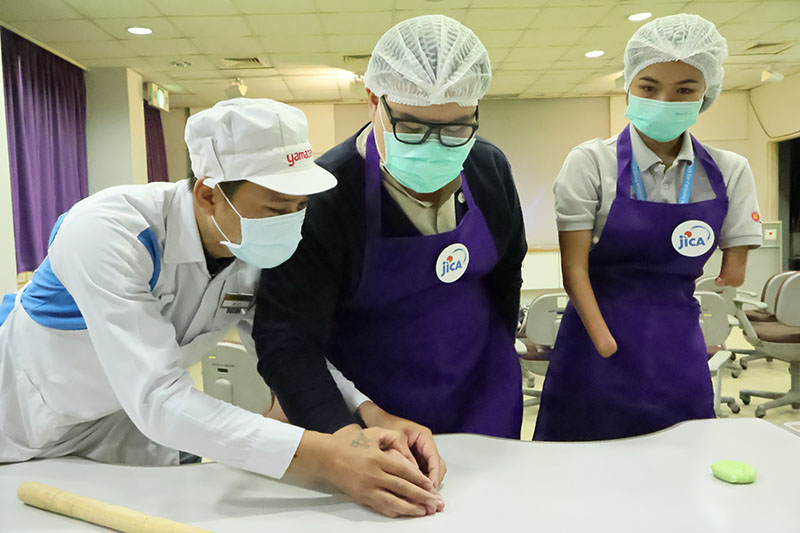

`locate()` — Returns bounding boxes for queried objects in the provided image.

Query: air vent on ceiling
[219,57,269,69]
[733,41,794,56]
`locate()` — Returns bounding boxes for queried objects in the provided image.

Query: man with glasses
[253,14,526,488]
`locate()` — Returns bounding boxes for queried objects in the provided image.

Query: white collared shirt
[0,181,368,476]
[553,127,763,249]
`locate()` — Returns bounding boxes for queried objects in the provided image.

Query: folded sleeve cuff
[719,234,763,250]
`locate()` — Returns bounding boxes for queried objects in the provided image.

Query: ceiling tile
[234,0,316,13]
[170,15,251,37]
[503,46,571,64]
[10,19,111,42]
[730,1,800,23]
[531,6,616,28]
[517,27,590,48]
[81,57,154,69]
[285,77,341,101]
[593,2,685,27]
[167,69,227,80]
[717,21,783,41]
[392,9,468,24]
[92,17,182,40]
[486,72,537,95]
[247,14,322,35]
[681,1,761,25]
[45,40,134,59]
[147,54,218,71]
[153,0,240,16]
[241,77,294,101]
[469,0,548,7]
[319,12,393,33]
[317,0,396,12]
[122,37,200,56]
[269,53,341,74]
[325,34,383,53]
[189,36,265,56]
[463,8,540,30]
[259,35,327,53]
[63,0,162,18]
[473,29,524,49]
[0,0,83,21]
[763,21,800,42]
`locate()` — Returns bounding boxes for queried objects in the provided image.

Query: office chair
[516,293,567,407]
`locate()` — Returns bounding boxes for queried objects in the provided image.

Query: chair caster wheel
[740,393,751,405]
[730,405,741,414]
[766,357,774,363]
[792,403,800,410]
[755,408,766,418]
[740,361,749,370]
[732,370,741,379]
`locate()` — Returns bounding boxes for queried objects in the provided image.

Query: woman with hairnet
[534,14,762,442]
[254,13,525,471]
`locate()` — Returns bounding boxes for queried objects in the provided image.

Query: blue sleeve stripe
[137,228,162,290]
[0,293,16,328]
[19,219,163,331]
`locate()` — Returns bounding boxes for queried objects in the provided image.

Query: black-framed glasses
[381,96,479,147]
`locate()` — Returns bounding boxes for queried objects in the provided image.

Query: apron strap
[690,135,728,202]
[615,124,634,199]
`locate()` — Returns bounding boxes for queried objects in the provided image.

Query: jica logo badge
[436,243,469,283]
[671,220,715,257]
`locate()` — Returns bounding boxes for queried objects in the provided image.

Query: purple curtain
[143,101,169,182]
[2,28,88,273]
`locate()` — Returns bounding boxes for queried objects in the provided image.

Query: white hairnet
[364,14,491,107]
[624,14,728,112]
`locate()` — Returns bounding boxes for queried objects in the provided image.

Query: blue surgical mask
[625,93,703,143]
[212,188,306,269]
[377,105,475,194]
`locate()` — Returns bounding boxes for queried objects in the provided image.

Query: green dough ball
[711,460,757,484]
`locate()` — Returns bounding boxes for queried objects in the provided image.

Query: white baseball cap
[185,98,337,196]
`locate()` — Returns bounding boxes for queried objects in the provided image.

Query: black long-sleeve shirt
[253,125,527,433]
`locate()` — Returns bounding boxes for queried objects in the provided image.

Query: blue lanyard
[630,151,696,204]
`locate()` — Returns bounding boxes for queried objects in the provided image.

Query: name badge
[221,293,254,314]
[436,243,469,284]
[671,220,715,257]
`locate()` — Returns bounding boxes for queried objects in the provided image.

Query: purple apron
[534,125,728,441]
[325,131,522,438]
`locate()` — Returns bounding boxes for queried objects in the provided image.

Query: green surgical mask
[625,94,703,143]
[382,132,475,194]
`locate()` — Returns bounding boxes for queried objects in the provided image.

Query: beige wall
[85,68,148,193]
[160,108,189,182]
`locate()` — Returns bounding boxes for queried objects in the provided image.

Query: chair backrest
[764,271,797,314]
[695,276,736,315]
[774,272,800,327]
[695,291,732,347]
[202,342,273,415]
[525,293,568,348]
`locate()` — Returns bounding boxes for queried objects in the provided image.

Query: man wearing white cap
[0,98,443,518]
[255,15,526,457]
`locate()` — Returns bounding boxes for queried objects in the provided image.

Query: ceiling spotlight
[225,77,248,99]
[628,12,652,22]
[761,69,784,83]
[170,60,192,68]
[585,50,605,58]
[127,26,152,35]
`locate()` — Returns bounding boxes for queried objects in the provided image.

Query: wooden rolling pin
[17,482,211,533]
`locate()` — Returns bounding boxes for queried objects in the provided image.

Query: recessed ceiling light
[127,26,152,35]
[171,60,192,68]
[585,50,605,58]
[628,12,652,22]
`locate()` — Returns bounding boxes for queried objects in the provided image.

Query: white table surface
[1,418,797,532]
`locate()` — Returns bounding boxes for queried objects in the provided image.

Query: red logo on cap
[752,212,760,222]
[287,150,313,167]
